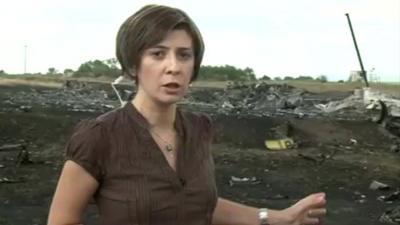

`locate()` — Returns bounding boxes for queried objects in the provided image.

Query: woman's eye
[179,52,193,60]
[151,51,165,58]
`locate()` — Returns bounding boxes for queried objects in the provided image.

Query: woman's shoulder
[65,112,117,181]
[95,106,126,128]
[69,106,127,143]
[179,109,213,141]
[180,110,212,128]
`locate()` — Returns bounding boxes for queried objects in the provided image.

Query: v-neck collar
[122,102,187,186]
[123,101,184,138]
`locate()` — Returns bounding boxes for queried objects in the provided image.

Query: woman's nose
[165,54,180,75]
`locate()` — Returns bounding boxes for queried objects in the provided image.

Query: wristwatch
[258,208,269,225]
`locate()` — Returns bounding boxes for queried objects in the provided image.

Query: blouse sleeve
[64,119,107,182]
[200,114,214,142]
[200,115,216,176]
[197,114,215,163]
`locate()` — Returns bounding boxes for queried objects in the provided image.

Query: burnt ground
[0,83,399,225]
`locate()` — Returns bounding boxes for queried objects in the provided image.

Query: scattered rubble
[265,194,289,200]
[390,143,400,153]
[385,117,400,139]
[378,190,400,203]
[265,138,296,150]
[229,176,260,186]
[63,80,89,90]
[3,81,398,127]
[0,84,117,113]
[16,149,33,166]
[215,82,309,116]
[369,180,390,191]
[0,177,23,184]
[380,205,400,224]
[0,144,24,152]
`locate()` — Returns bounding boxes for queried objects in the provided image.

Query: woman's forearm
[211,197,279,225]
[212,193,327,225]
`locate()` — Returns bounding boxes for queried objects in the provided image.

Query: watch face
[259,208,269,225]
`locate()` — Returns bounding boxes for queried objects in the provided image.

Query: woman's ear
[127,67,136,79]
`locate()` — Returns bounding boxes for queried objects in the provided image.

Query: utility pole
[345,13,369,87]
[24,45,27,74]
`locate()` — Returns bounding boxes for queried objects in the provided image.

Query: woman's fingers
[302,208,326,225]
[297,193,327,224]
[303,217,320,225]
[284,193,327,225]
[310,193,326,208]
[296,193,326,209]
[293,193,326,215]
[307,208,327,218]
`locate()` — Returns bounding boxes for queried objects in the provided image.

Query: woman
[48,4,326,225]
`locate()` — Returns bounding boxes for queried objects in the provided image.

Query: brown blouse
[65,102,218,225]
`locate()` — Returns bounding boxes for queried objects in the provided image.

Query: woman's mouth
[162,82,180,89]
[162,82,181,93]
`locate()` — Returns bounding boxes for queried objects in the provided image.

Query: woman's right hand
[267,193,327,225]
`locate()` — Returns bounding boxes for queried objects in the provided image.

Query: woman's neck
[131,94,176,131]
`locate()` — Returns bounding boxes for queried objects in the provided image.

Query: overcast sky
[0,0,399,82]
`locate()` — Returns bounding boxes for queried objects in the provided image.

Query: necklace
[149,128,175,153]
[133,104,175,153]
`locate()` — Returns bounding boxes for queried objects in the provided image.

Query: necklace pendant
[166,144,173,152]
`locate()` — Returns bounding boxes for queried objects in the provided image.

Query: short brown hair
[116,4,204,82]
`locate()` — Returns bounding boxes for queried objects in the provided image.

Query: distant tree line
[260,74,328,83]
[72,58,121,78]
[1,58,330,83]
[198,65,256,81]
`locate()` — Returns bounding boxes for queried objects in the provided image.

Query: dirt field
[0,79,399,225]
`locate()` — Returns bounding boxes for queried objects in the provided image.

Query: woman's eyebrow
[151,45,168,50]
[151,44,192,51]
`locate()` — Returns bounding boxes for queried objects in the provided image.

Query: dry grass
[0,77,62,88]
[0,75,119,87]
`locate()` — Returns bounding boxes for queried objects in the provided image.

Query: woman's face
[135,29,194,106]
